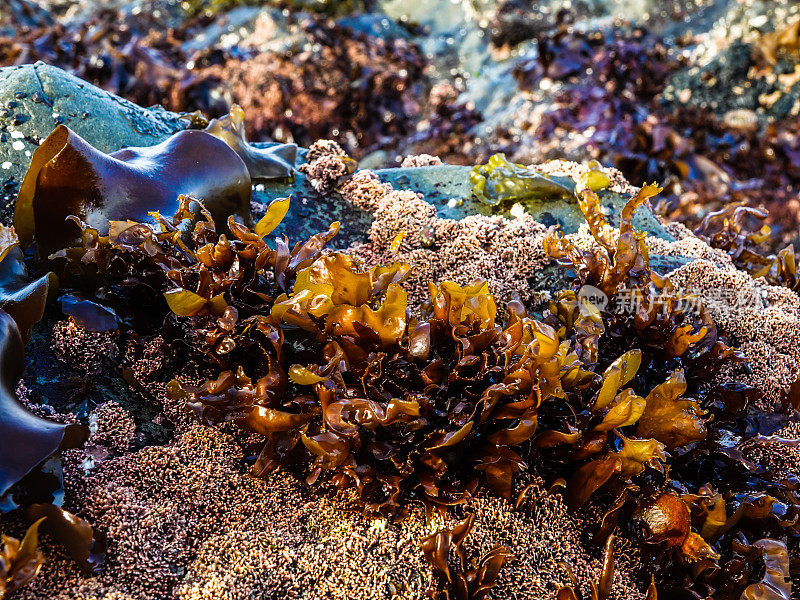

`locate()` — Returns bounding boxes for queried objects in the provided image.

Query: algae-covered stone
[372,164,675,241]
[251,160,374,250]
[0,62,187,219]
[253,157,678,279]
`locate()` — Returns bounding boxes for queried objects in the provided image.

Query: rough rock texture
[0,62,186,219]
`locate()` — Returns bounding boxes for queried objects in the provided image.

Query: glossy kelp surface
[0,308,87,499]
[204,104,298,180]
[0,226,55,342]
[15,126,252,255]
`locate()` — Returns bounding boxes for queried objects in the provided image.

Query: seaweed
[738,539,791,600]
[556,533,620,600]
[0,225,55,342]
[15,126,253,255]
[694,204,800,292]
[204,105,298,180]
[693,205,774,276]
[422,514,512,600]
[469,154,573,206]
[24,504,106,575]
[50,180,799,599]
[0,518,44,599]
[0,308,87,499]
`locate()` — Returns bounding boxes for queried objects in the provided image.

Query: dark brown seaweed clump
[694,204,800,293]
[46,178,800,599]
[422,514,513,600]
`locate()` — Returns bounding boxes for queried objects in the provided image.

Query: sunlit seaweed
[0,506,105,598]
[0,518,44,599]
[422,514,513,600]
[469,153,573,206]
[51,180,800,599]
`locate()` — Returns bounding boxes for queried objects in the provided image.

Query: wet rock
[0,62,187,223]
[255,158,675,272]
[372,164,675,240]
[336,13,411,41]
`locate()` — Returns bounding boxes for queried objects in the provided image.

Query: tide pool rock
[371,164,675,241]
[0,62,187,221]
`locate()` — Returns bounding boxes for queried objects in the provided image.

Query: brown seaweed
[53,181,793,599]
[0,518,44,599]
[0,309,88,498]
[24,504,105,575]
[739,539,791,600]
[15,125,252,255]
[422,514,512,600]
[0,225,55,342]
[694,204,800,293]
[556,534,617,600]
[204,105,297,180]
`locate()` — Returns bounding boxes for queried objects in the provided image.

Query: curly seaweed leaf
[254,197,292,239]
[0,310,88,498]
[594,350,641,410]
[636,371,707,449]
[0,518,44,598]
[429,281,497,329]
[422,514,512,600]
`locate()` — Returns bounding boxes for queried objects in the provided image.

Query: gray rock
[0,62,187,221]
[253,159,677,274]
[372,164,675,241]
[252,168,373,250]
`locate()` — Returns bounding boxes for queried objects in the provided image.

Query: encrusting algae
[1,125,800,600]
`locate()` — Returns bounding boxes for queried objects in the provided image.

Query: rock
[254,159,677,268]
[336,13,411,41]
[0,62,187,223]
[372,164,675,240]
[251,165,374,250]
